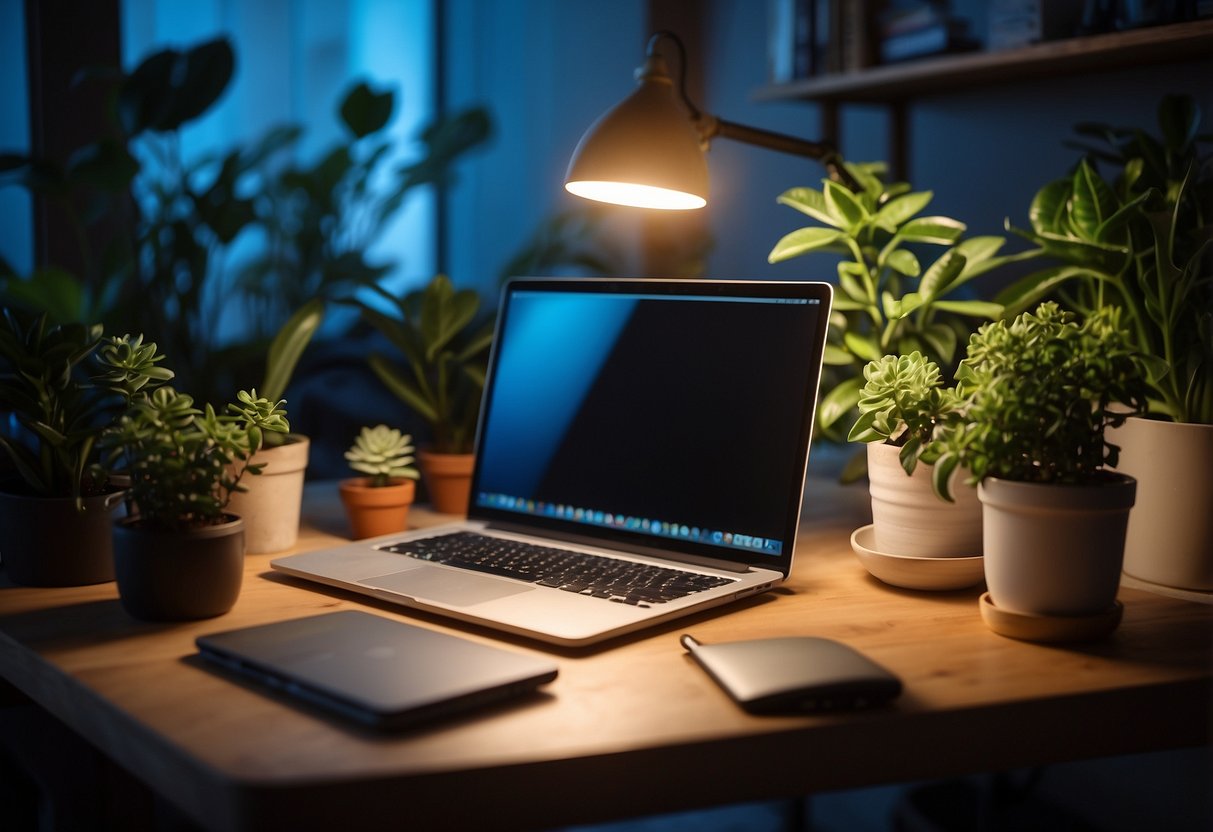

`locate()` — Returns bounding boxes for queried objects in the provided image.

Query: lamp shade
[564,63,708,210]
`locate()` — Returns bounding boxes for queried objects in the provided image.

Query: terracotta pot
[224,435,309,554]
[0,486,125,586]
[418,451,475,515]
[113,515,245,621]
[866,442,982,557]
[978,476,1135,618]
[338,477,416,539]
[1112,417,1213,591]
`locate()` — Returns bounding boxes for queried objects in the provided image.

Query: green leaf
[897,216,965,245]
[1028,179,1071,235]
[874,190,933,229]
[823,180,868,231]
[776,187,838,227]
[931,299,1004,319]
[823,344,853,365]
[919,249,966,301]
[1069,159,1119,239]
[884,248,920,277]
[921,323,958,366]
[884,291,924,321]
[368,354,437,423]
[1158,94,1199,155]
[767,227,845,263]
[340,81,394,139]
[817,376,863,431]
[844,331,883,361]
[261,299,324,402]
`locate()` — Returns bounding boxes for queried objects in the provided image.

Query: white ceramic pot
[225,435,309,553]
[1112,417,1213,591]
[978,476,1136,617]
[866,442,982,557]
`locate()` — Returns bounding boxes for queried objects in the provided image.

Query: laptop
[197,610,557,730]
[273,278,832,646]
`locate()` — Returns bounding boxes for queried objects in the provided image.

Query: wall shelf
[750,19,1212,179]
[755,19,1213,105]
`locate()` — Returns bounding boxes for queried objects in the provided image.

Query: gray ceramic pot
[0,486,125,586]
[113,515,245,621]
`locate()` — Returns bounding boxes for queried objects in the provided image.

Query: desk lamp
[564,30,859,210]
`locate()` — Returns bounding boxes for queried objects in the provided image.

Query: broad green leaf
[931,299,1004,319]
[919,249,966,301]
[921,323,958,366]
[830,296,866,311]
[955,236,1005,268]
[262,298,324,402]
[340,82,394,139]
[824,180,868,231]
[1069,159,1118,239]
[823,344,853,365]
[874,190,933,229]
[883,291,924,320]
[897,216,965,245]
[776,187,838,227]
[884,248,920,277]
[837,265,869,304]
[844,331,883,362]
[768,227,845,263]
[817,376,863,431]
[368,354,437,424]
[1028,179,1070,235]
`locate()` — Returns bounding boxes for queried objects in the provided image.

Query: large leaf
[823,180,868,231]
[843,330,883,361]
[340,82,394,139]
[918,249,967,301]
[1069,159,1119,240]
[261,298,324,402]
[874,190,932,229]
[817,376,863,432]
[884,248,920,277]
[368,354,437,424]
[1028,179,1070,235]
[776,187,838,227]
[897,216,965,245]
[931,299,1004,319]
[768,227,845,263]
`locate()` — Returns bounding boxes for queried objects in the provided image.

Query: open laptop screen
[469,279,831,571]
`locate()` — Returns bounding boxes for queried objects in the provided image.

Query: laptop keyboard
[382,532,734,607]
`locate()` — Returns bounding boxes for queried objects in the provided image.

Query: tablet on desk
[196,610,558,730]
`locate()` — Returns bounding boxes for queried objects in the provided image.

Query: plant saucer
[979,593,1123,643]
[850,524,985,591]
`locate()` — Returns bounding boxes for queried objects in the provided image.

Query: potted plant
[999,95,1213,593]
[351,274,495,514]
[223,298,324,553]
[768,162,1032,479]
[339,424,420,539]
[931,303,1150,635]
[848,351,979,559]
[98,386,288,620]
[0,314,172,586]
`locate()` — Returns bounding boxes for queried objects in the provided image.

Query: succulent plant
[345,424,420,487]
[848,351,963,475]
[931,302,1150,500]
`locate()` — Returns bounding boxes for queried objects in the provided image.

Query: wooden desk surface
[1,479,1210,832]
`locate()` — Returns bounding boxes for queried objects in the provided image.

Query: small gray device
[681,634,902,713]
[197,611,558,730]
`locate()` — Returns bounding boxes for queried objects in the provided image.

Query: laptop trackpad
[359,566,534,607]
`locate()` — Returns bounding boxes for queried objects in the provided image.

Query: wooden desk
[1,480,1210,831]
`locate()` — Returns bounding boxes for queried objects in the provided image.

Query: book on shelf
[766,0,876,82]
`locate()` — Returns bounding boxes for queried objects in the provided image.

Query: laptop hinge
[483,520,754,574]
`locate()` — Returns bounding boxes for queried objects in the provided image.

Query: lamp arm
[700,115,861,192]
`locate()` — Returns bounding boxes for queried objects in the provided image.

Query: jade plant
[768,162,1032,449]
[848,351,963,476]
[931,302,1150,501]
[99,386,288,531]
[998,95,1212,425]
[345,425,420,487]
[350,274,495,454]
[0,312,173,502]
